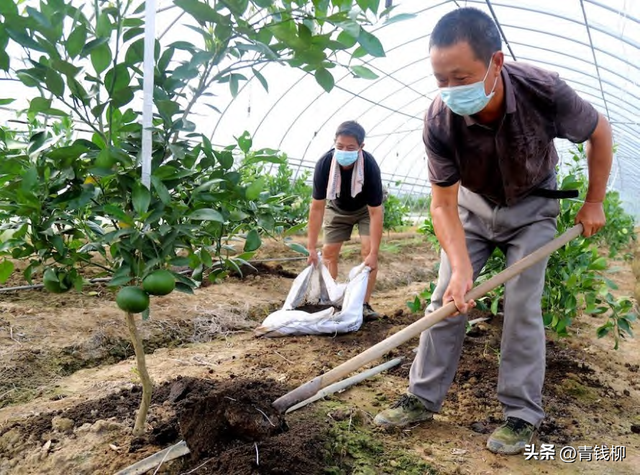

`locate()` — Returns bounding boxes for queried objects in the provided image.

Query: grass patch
[321,405,437,475]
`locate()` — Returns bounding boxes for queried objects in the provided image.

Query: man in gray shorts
[306,121,384,320]
[373,8,612,455]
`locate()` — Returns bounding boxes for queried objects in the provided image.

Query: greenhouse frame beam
[579,0,611,121]
[584,0,640,26]
[284,34,439,176]
[498,23,639,73]
[484,0,518,61]
[506,41,640,106]
[364,57,640,173]
[464,0,640,51]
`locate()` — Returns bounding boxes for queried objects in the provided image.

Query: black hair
[430,7,502,63]
[335,120,365,145]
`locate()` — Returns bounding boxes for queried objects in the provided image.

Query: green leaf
[45,69,65,96]
[286,242,309,256]
[26,6,53,30]
[315,67,334,93]
[0,50,9,71]
[351,65,378,79]
[109,273,133,287]
[105,64,131,92]
[110,87,134,108]
[200,249,213,268]
[0,98,15,105]
[588,257,608,271]
[246,177,264,200]
[244,229,262,252]
[174,0,223,22]
[175,282,195,294]
[96,13,112,38]
[91,43,112,74]
[189,208,224,222]
[357,29,385,57]
[283,222,307,237]
[221,0,249,16]
[490,297,500,316]
[237,131,252,153]
[80,37,109,57]
[66,23,86,58]
[215,150,234,170]
[29,97,52,114]
[229,74,240,97]
[17,70,42,88]
[132,183,151,215]
[252,67,268,92]
[51,59,81,78]
[103,204,134,225]
[142,307,150,321]
[618,318,632,335]
[336,20,360,38]
[337,30,358,48]
[51,235,65,256]
[6,28,46,52]
[123,27,144,43]
[596,324,610,339]
[151,176,171,205]
[0,2,18,17]
[0,259,14,284]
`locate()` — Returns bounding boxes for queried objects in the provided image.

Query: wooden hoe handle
[272,224,583,413]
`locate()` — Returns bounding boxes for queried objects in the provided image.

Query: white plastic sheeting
[1,0,638,216]
[187,0,640,217]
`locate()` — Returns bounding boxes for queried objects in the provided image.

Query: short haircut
[335,121,365,145]
[430,7,502,64]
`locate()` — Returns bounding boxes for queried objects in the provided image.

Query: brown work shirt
[425,62,599,206]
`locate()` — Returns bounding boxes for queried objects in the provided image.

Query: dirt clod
[51,417,74,434]
[631,424,640,434]
[178,379,288,459]
[176,378,329,475]
[294,304,340,313]
[470,422,490,434]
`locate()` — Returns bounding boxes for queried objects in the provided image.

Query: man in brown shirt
[373,7,612,455]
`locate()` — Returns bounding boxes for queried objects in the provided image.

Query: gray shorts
[323,201,370,244]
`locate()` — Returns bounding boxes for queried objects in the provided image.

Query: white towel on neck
[326,149,365,201]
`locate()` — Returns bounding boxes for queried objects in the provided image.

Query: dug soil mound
[0,376,330,475]
[177,378,328,474]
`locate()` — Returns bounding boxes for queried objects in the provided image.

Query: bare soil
[0,232,639,474]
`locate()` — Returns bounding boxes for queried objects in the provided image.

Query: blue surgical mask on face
[439,58,498,116]
[335,149,359,166]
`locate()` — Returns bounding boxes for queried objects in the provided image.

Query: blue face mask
[439,59,498,116]
[335,149,359,166]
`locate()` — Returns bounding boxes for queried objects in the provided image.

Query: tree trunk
[125,311,153,436]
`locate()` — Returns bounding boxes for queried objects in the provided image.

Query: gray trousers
[409,186,560,427]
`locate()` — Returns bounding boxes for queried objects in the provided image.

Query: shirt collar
[463,66,517,127]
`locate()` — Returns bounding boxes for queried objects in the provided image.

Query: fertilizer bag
[254,258,370,337]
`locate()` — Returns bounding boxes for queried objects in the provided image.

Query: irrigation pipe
[285,356,404,414]
[0,257,309,293]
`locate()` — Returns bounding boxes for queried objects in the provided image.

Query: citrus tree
[414,145,637,348]
[0,0,402,434]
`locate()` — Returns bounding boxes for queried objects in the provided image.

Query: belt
[530,188,579,199]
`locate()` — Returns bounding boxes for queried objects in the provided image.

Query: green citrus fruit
[142,270,176,296]
[43,268,72,294]
[116,286,150,313]
[95,149,117,169]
